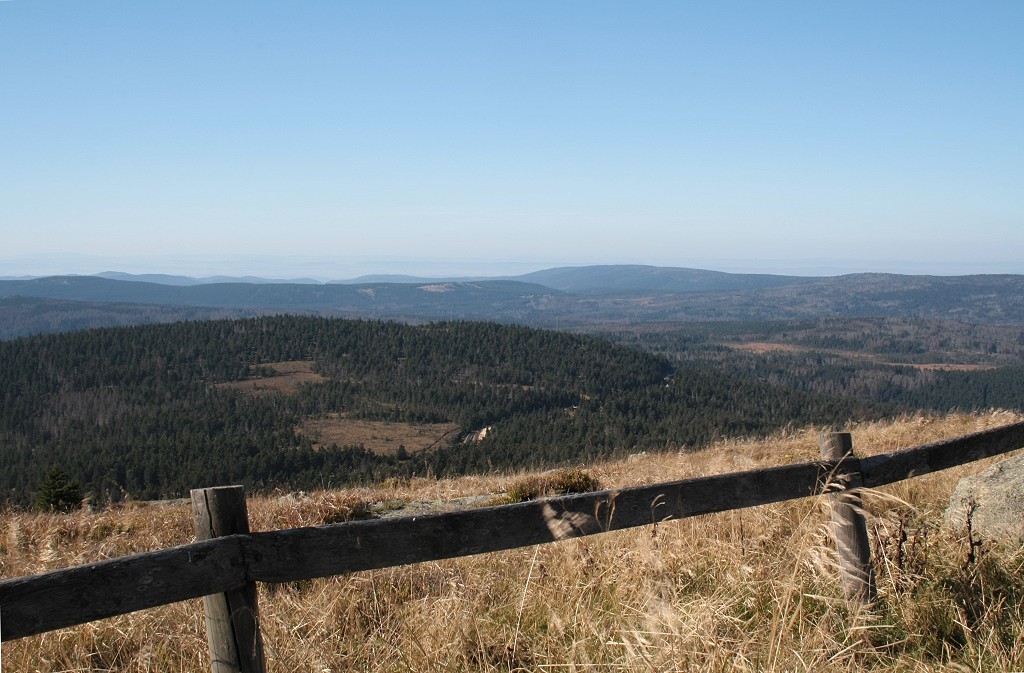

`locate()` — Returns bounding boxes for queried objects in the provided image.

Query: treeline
[602,319,1024,412]
[0,317,886,506]
[604,317,1024,363]
[736,317,1024,364]
[700,351,1024,411]
[0,296,263,340]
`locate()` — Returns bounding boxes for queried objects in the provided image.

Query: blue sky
[2,2,1022,279]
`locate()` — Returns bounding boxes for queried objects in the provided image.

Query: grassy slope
[3,411,1023,672]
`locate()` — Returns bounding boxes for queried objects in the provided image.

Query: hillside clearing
[213,360,328,395]
[296,413,461,455]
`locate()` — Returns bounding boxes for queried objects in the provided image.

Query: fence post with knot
[820,432,877,606]
[191,486,266,673]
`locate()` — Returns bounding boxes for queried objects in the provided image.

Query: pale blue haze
[2,2,1022,278]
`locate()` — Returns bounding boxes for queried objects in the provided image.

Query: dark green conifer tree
[34,466,82,512]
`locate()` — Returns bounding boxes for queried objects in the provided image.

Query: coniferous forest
[0,316,898,506]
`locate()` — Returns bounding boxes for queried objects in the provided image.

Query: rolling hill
[0,315,886,505]
[514,264,815,293]
[4,266,1024,339]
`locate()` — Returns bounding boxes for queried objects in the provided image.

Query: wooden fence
[2,421,1024,672]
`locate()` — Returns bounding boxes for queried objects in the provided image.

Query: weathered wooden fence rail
[3,421,1024,668]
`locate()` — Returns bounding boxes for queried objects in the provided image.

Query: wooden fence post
[820,433,877,606]
[191,486,267,673]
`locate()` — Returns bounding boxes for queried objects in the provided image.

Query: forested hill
[514,265,813,293]
[0,316,885,506]
[4,269,1024,339]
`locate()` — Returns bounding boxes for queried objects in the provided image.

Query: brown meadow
[2,411,1023,672]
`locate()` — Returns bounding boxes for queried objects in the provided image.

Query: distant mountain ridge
[0,275,558,311]
[333,264,815,293]
[3,265,1024,338]
[332,274,493,284]
[96,271,324,286]
[9,264,973,294]
[514,265,816,293]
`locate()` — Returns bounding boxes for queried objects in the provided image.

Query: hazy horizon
[2,253,1023,283]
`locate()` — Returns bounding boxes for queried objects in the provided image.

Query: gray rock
[945,454,1024,544]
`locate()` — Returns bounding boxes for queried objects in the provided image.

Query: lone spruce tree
[35,466,82,512]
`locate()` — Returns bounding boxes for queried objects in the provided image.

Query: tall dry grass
[3,411,1023,672]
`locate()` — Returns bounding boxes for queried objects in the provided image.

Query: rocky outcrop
[945,454,1024,544]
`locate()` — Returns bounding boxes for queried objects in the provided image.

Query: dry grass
[296,414,461,455]
[3,411,1024,672]
[501,469,603,504]
[213,360,328,396]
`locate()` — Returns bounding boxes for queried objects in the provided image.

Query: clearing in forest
[215,360,328,395]
[296,413,461,455]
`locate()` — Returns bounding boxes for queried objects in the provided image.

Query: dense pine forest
[0,316,891,506]
[601,317,1024,412]
[3,315,1022,507]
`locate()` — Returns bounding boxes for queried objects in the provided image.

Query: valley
[1,267,1022,508]
[4,266,1024,341]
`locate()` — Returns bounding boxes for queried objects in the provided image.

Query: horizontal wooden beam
[0,536,247,641]
[860,420,1024,488]
[244,459,841,582]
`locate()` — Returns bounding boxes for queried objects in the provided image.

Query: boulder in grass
[944,454,1024,544]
